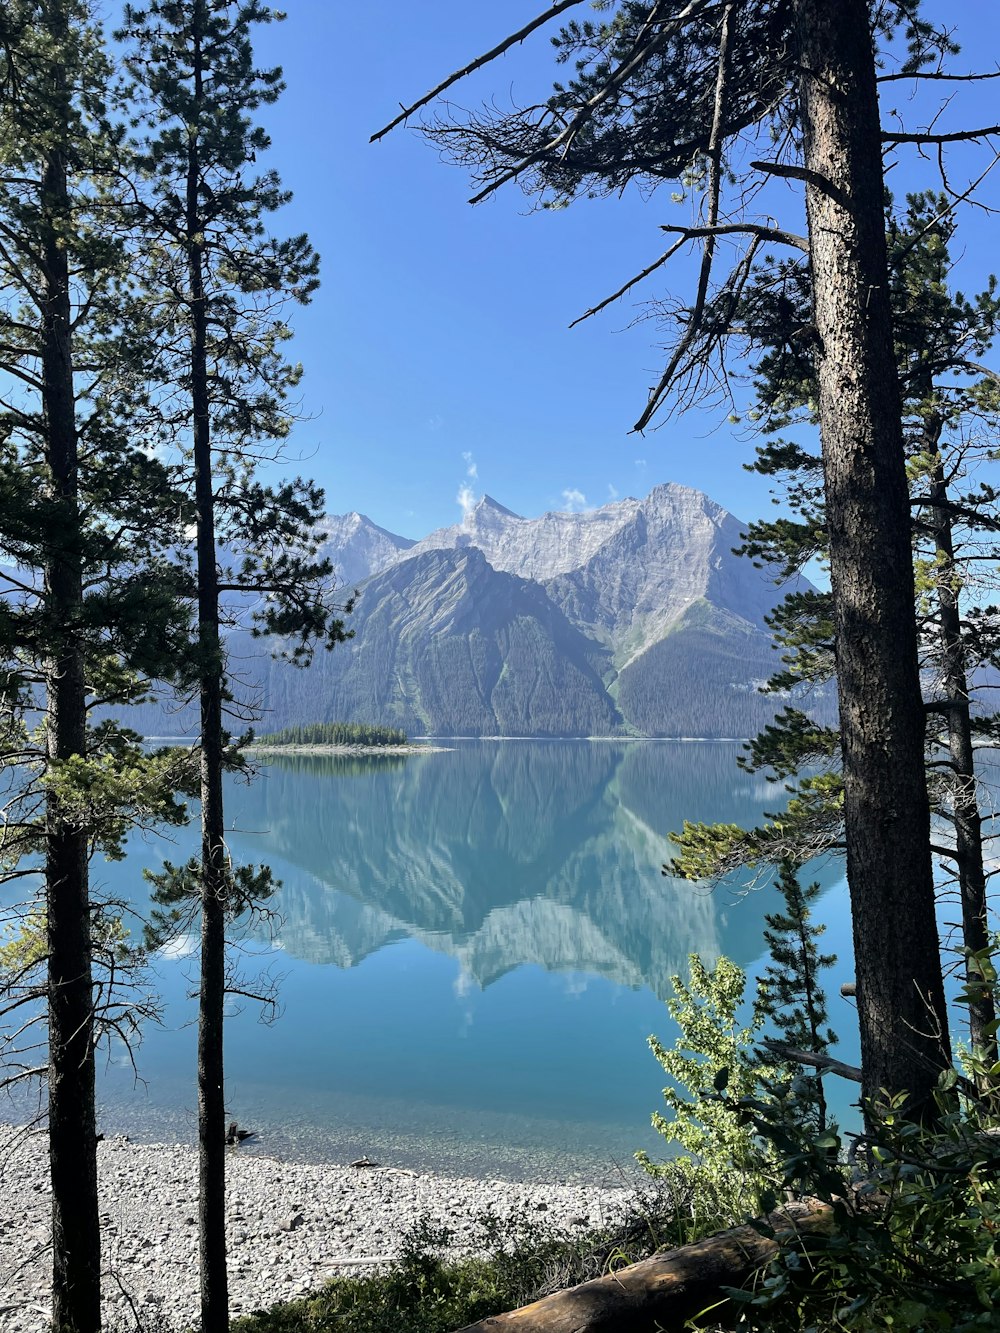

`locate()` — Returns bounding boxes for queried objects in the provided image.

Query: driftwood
[453,1199,834,1332]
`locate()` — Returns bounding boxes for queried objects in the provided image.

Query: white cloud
[462,450,478,480]
[634,458,647,470]
[561,488,589,513]
[457,483,478,524]
[607,483,619,500]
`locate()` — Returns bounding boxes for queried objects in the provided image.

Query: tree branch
[466,0,689,206]
[878,68,1000,84]
[634,2,735,430]
[370,0,590,143]
[659,221,809,252]
[883,126,1000,145]
[569,237,689,328]
[761,1037,862,1083]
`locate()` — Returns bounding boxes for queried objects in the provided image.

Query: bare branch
[464,0,715,207]
[570,238,688,328]
[878,68,1000,84]
[761,1037,862,1083]
[659,221,809,252]
[883,125,1000,145]
[634,1,735,431]
[370,0,590,143]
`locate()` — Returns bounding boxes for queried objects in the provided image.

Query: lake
[87,740,852,1181]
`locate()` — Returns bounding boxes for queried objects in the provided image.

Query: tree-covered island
[253,721,411,750]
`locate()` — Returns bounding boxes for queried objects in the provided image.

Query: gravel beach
[0,1125,631,1332]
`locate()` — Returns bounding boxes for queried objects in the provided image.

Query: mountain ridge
[126,481,834,737]
[264,480,832,737]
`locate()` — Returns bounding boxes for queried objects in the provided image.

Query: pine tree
[671,196,1000,1076]
[757,863,837,1132]
[119,5,349,1328]
[0,5,197,1329]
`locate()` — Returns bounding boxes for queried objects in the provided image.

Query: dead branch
[659,221,809,252]
[466,0,687,207]
[878,68,1000,84]
[883,125,1000,144]
[569,237,688,328]
[633,2,735,430]
[370,1,589,143]
[761,1038,862,1083]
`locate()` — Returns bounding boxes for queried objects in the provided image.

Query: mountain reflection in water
[92,740,849,1179]
[240,741,839,1001]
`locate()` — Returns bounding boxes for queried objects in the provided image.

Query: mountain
[128,481,833,737]
[263,545,620,736]
[403,493,639,581]
[314,510,415,588]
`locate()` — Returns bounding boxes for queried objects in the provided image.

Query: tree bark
[793,0,951,1111]
[452,1200,833,1332]
[41,5,100,1327]
[188,7,229,1329]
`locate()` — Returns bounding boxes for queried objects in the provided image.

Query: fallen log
[453,1199,834,1332]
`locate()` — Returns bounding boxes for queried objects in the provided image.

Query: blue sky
[243,1,1000,540]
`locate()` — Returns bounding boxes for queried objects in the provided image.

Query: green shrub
[730,1078,1000,1331]
[636,954,782,1235]
[230,1191,731,1333]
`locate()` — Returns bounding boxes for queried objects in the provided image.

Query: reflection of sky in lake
[88,741,854,1181]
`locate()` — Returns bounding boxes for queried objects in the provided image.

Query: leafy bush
[230,1191,729,1333]
[636,954,781,1235]
[730,1078,1000,1332]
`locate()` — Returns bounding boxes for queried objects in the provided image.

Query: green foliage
[230,1211,582,1333]
[118,0,351,665]
[255,722,408,748]
[636,955,779,1231]
[41,732,196,862]
[730,1082,1000,1332]
[144,858,277,953]
[0,909,46,974]
[668,772,844,883]
[739,710,839,782]
[229,1188,753,1333]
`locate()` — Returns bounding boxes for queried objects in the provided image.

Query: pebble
[0,1124,629,1332]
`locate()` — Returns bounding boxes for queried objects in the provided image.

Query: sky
[223,0,1000,541]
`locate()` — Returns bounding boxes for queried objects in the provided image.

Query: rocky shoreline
[0,1125,630,1332]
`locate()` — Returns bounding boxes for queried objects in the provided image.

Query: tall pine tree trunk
[188,9,229,1328]
[793,0,951,1110]
[41,5,100,1326]
[924,431,997,1071]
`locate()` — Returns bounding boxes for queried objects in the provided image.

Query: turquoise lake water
[84,740,854,1181]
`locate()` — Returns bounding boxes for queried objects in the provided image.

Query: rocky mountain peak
[472,495,521,521]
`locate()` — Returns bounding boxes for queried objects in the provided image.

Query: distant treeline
[255,721,408,747]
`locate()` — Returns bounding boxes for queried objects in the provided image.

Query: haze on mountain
[136,481,832,738]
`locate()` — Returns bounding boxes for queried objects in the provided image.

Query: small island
[250,721,451,755]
